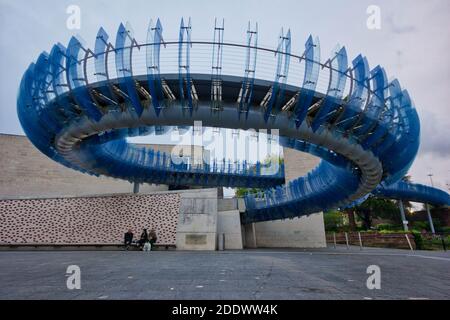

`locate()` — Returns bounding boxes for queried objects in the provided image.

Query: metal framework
[17,19,450,223]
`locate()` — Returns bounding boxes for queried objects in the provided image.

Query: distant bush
[411,231,423,250]
[411,221,428,232]
[378,229,408,234]
[324,211,345,232]
[429,220,443,232]
[376,223,401,231]
[409,220,443,233]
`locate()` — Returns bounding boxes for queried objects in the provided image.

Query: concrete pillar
[425,203,436,234]
[252,223,257,247]
[133,182,140,194]
[398,200,409,231]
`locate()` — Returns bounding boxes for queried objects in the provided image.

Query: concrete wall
[0,134,210,199]
[218,198,239,212]
[215,199,244,250]
[248,148,327,248]
[217,210,243,249]
[175,188,218,250]
[0,134,169,199]
[252,214,327,248]
[243,223,257,248]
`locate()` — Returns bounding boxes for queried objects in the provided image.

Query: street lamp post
[426,173,436,234]
[427,173,434,187]
[398,200,409,232]
[133,182,140,194]
[425,203,436,234]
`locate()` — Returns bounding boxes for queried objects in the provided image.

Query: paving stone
[0,248,448,300]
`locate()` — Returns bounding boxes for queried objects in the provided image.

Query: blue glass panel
[293,35,320,127]
[334,55,369,131]
[211,18,225,110]
[94,27,109,83]
[115,23,144,116]
[178,18,193,113]
[49,44,67,97]
[353,66,387,136]
[311,46,348,132]
[265,29,291,122]
[17,64,53,158]
[66,36,102,121]
[93,27,119,107]
[363,78,402,150]
[47,44,74,124]
[146,19,165,115]
[380,89,420,183]
[49,44,82,120]
[239,22,258,117]
[361,108,389,149]
[34,52,61,134]
[373,79,402,154]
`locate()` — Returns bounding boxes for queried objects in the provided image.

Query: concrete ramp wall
[217,210,243,250]
[248,215,327,248]
[175,189,218,250]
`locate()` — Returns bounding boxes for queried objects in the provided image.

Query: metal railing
[51,39,384,106]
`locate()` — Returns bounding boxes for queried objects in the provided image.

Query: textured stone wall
[282,148,321,181]
[0,193,180,245]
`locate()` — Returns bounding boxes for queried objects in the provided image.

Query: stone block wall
[0,134,168,199]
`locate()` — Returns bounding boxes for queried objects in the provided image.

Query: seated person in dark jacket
[149,228,158,247]
[124,229,133,250]
[138,229,149,249]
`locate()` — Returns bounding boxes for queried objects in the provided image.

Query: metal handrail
[73,40,382,101]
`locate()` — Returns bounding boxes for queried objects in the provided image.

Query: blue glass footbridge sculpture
[17,19,450,223]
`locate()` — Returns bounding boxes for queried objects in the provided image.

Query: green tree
[234,155,284,198]
[353,196,401,230]
[235,187,261,198]
[323,210,345,232]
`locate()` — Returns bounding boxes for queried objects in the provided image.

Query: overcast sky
[0,0,449,192]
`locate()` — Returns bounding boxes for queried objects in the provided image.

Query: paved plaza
[0,247,449,300]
